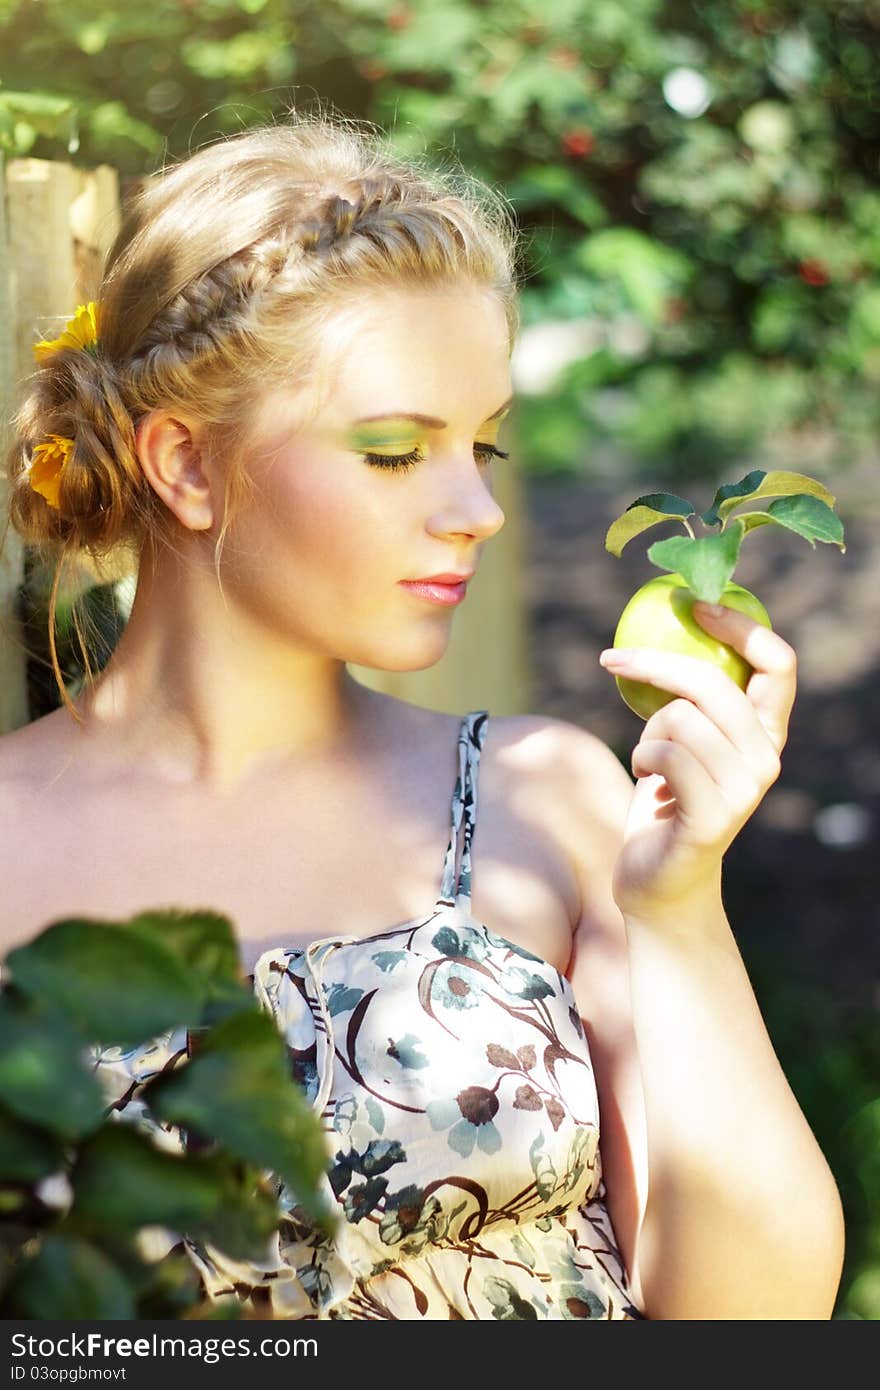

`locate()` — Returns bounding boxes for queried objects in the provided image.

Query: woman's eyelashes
[361,442,510,473]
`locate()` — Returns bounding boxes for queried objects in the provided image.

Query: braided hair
[2,107,521,716]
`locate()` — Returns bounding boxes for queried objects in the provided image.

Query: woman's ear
[135,410,216,532]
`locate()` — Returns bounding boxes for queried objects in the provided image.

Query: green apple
[611,573,773,719]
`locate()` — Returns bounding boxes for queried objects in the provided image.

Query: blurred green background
[3,0,880,480]
[1,0,877,1320]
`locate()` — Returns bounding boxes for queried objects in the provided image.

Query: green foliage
[149,1008,329,1220]
[11,1235,139,1320]
[0,994,107,1138]
[0,1,878,477]
[5,919,205,1047]
[603,468,845,601]
[0,911,331,1319]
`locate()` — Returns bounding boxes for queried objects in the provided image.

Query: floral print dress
[92,710,646,1320]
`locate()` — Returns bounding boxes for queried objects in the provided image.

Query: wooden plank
[70,163,121,302]
[6,157,78,384]
[0,157,124,732]
[0,151,30,732]
[1,159,81,732]
[4,159,131,633]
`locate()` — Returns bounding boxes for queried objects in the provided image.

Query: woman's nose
[429,465,506,541]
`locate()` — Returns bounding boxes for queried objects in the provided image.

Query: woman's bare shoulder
[0,714,73,957]
[492,714,647,1307]
[0,708,77,790]
[485,711,631,813]
[484,711,635,902]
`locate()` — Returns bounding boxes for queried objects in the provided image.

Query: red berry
[388,4,410,29]
[561,128,595,158]
[798,258,830,286]
[358,59,388,81]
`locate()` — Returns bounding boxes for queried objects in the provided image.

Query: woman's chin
[348,627,453,675]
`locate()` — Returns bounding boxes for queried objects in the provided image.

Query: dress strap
[436,709,489,913]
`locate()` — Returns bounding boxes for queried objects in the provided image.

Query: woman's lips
[398,579,468,605]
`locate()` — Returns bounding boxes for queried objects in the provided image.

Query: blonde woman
[0,111,844,1320]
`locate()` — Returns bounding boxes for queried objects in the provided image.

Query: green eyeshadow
[348,426,418,449]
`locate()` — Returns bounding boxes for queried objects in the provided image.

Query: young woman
[0,111,845,1320]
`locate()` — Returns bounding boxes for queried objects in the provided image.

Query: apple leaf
[604,492,695,557]
[732,495,846,552]
[700,470,837,528]
[646,519,746,603]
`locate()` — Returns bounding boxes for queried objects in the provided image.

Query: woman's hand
[599,602,798,923]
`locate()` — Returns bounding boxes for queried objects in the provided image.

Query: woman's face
[219,284,514,672]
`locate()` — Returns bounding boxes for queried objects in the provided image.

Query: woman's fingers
[601,602,794,781]
[691,601,797,756]
[630,738,730,843]
[639,698,779,816]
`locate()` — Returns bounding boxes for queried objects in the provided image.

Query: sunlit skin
[64,286,513,795]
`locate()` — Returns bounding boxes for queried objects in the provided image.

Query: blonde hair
[1,106,522,722]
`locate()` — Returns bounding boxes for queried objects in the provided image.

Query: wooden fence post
[0,151,30,733]
[0,157,122,734]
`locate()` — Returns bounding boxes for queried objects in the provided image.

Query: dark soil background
[521,458,879,1013]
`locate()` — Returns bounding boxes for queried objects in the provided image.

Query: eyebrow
[352,395,514,428]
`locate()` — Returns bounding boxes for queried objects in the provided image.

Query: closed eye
[362,442,510,473]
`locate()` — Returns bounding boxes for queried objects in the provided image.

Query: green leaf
[0,91,76,148]
[71,1124,281,1264]
[148,1008,331,1229]
[0,91,74,120]
[129,1246,207,1321]
[86,101,163,157]
[732,496,846,552]
[0,104,14,149]
[181,31,283,81]
[574,228,693,325]
[0,995,105,1140]
[4,919,203,1048]
[9,1233,136,1319]
[605,492,695,557]
[123,908,252,1026]
[0,1106,67,1182]
[197,1171,281,1264]
[507,165,608,230]
[647,520,746,604]
[373,4,489,75]
[75,19,113,55]
[700,469,838,528]
[72,1124,226,1232]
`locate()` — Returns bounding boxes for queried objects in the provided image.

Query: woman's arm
[556,722,845,1320]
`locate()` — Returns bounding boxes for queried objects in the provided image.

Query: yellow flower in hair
[32,301,101,362]
[28,434,74,509]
